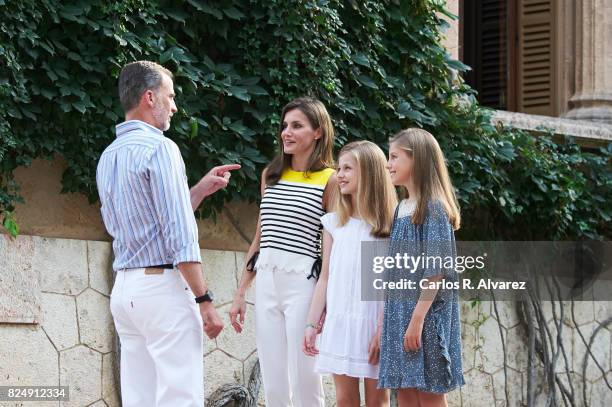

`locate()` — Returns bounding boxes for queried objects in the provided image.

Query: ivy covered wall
[1,0,610,240]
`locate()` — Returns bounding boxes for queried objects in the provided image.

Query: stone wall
[1,234,610,406]
[0,235,120,407]
[0,234,261,407]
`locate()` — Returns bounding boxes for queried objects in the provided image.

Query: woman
[229,97,336,406]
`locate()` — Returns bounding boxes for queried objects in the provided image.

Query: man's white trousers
[110,269,204,407]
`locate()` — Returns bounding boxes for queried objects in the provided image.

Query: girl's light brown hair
[389,128,461,230]
[334,141,398,237]
[265,97,335,185]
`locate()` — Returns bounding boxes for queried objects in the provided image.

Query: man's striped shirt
[96,120,201,271]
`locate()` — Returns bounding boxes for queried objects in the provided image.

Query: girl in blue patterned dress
[379,128,465,406]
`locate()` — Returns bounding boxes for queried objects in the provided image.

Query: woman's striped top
[256,167,335,275]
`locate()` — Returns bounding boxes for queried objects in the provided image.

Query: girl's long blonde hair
[390,128,461,230]
[334,140,398,237]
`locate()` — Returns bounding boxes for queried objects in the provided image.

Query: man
[96,60,240,407]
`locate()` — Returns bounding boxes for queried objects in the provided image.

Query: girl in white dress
[303,140,397,407]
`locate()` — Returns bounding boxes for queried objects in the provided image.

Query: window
[460,0,558,116]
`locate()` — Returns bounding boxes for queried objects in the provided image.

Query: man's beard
[152,103,171,131]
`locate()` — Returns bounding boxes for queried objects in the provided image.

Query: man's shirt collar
[116,120,164,138]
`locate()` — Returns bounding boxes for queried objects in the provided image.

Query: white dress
[315,212,385,379]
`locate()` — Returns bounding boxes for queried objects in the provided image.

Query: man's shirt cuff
[173,242,202,266]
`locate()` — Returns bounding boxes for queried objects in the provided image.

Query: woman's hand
[229,294,247,333]
[303,326,319,356]
[368,327,382,365]
[403,313,424,352]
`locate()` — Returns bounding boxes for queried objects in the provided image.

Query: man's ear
[142,90,155,108]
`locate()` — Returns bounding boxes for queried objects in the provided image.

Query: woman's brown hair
[389,128,461,230]
[265,97,335,185]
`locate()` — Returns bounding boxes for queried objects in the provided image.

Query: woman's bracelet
[305,322,321,330]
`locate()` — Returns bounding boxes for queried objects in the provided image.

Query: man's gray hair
[118,61,173,113]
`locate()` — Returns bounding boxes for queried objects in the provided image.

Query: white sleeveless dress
[315,212,385,379]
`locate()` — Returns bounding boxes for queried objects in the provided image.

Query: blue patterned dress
[378,199,465,393]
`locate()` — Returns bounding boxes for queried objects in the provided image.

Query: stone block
[447,387,462,407]
[564,301,595,327]
[460,300,481,324]
[479,301,493,318]
[76,289,114,353]
[594,301,612,325]
[0,235,40,323]
[40,292,79,351]
[529,370,552,407]
[102,352,120,407]
[491,367,522,407]
[492,301,520,329]
[504,324,529,373]
[460,323,477,372]
[322,374,335,406]
[241,352,265,406]
[59,345,102,407]
[474,316,505,375]
[201,249,238,306]
[88,241,114,296]
[203,349,243,401]
[544,318,575,373]
[574,321,610,382]
[589,373,612,406]
[215,303,256,361]
[204,336,217,356]
[0,325,58,386]
[540,300,555,324]
[461,369,495,407]
[242,351,259,386]
[235,251,247,283]
[555,372,584,407]
[35,237,88,296]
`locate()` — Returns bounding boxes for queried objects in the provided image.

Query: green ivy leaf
[445,55,471,72]
[223,7,245,20]
[2,212,19,238]
[396,101,411,117]
[166,10,188,23]
[227,86,250,102]
[228,120,255,139]
[351,52,370,67]
[357,74,378,89]
[246,85,268,96]
[189,117,198,140]
[198,3,223,19]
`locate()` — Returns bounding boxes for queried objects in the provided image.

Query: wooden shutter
[461,0,509,110]
[478,0,507,109]
[517,0,557,116]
